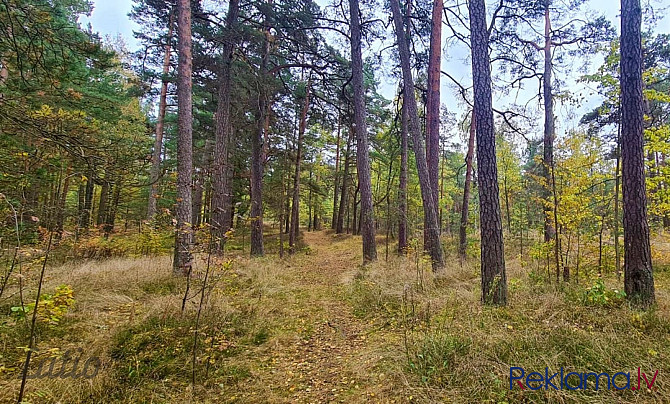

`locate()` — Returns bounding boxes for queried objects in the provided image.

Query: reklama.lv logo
[510,367,659,391]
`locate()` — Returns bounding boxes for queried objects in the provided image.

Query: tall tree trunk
[147,9,174,221]
[425,0,443,239]
[349,0,378,263]
[337,126,353,234]
[250,2,272,257]
[398,88,409,254]
[390,0,444,271]
[284,189,291,233]
[439,143,447,232]
[173,0,194,275]
[331,109,342,229]
[459,111,476,262]
[542,0,556,243]
[313,164,321,230]
[468,0,507,304]
[211,0,240,251]
[289,80,311,254]
[620,0,654,306]
[279,186,285,257]
[308,167,313,232]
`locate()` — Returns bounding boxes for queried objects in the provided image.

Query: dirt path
[239,231,381,403]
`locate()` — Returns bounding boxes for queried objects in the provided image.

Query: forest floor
[2,230,670,403]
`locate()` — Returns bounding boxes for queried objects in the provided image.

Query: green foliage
[582,279,626,307]
[11,285,75,325]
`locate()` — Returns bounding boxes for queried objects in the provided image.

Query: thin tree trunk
[337,126,352,234]
[614,114,622,280]
[598,214,605,275]
[289,80,311,254]
[468,0,506,304]
[250,1,272,257]
[308,167,313,232]
[398,88,409,254]
[97,175,109,227]
[439,142,447,233]
[542,0,556,243]
[80,170,94,230]
[332,109,342,229]
[279,137,289,258]
[174,0,194,275]
[504,174,511,231]
[147,9,174,220]
[576,231,580,284]
[426,0,443,239]
[202,172,212,225]
[211,0,239,251]
[193,169,204,228]
[620,0,655,306]
[551,155,562,281]
[459,111,476,262]
[313,164,321,230]
[352,184,359,236]
[349,0,378,263]
[104,176,122,237]
[55,165,72,240]
[390,0,445,271]
[76,183,84,239]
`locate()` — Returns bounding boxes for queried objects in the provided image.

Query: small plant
[582,279,626,307]
[11,284,75,324]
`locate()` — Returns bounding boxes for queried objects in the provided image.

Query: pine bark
[289,81,311,254]
[249,1,274,257]
[426,0,443,235]
[331,110,342,229]
[173,0,194,275]
[390,0,444,270]
[620,0,655,306]
[211,0,240,250]
[147,9,174,220]
[398,88,409,254]
[337,127,352,234]
[349,0,378,263]
[469,0,507,304]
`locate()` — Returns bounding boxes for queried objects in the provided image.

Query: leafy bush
[582,279,626,307]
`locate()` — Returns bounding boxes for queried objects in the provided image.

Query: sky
[80,0,669,144]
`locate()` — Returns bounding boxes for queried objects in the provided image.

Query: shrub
[582,279,626,307]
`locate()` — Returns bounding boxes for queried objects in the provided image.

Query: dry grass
[1,230,670,403]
